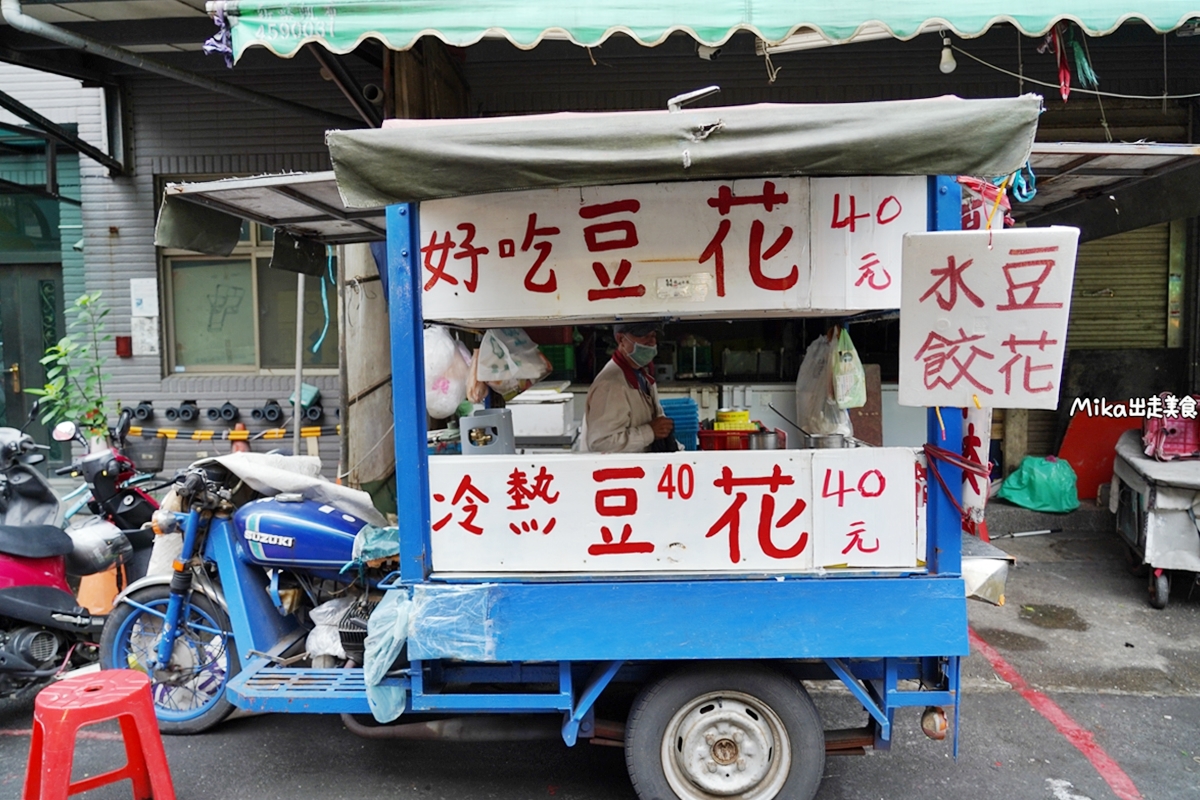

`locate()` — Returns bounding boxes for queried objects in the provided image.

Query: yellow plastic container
[715,408,751,425]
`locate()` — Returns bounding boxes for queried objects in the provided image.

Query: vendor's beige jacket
[583,358,663,453]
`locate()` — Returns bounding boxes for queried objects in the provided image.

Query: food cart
[1113,429,1200,609]
[147,93,1079,800]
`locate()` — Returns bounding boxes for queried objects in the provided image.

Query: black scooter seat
[0,524,75,559]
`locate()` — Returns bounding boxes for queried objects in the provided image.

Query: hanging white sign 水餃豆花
[418,177,927,325]
[898,226,1080,410]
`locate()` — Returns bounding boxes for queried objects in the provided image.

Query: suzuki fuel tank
[233,497,367,574]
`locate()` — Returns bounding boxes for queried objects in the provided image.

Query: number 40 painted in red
[830,194,902,233]
[656,464,695,500]
[821,468,886,508]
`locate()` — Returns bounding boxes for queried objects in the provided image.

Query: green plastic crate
[539,344,577,381]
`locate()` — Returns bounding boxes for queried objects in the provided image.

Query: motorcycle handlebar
[54,464,77,476]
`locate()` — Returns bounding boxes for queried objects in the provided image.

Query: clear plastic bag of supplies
[477,328,551,399]
[796,332,852,436]
[424,325,471,420]
[833,327,866,409]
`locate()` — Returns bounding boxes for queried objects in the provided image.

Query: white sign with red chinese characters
[809,177,927,310]
[898,227,1080,410]
[419,177,927,325]
[428,448,922,574]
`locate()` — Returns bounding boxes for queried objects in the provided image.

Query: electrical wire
[337,421,396,480]
[952,44,1200,101]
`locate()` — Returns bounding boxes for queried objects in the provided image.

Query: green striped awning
[209,0,1200,62]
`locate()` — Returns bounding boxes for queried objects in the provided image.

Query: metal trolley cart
[1113,429,1200,609]
[124,94,1076,800]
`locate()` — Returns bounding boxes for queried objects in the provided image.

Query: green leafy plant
[26,291,112,437]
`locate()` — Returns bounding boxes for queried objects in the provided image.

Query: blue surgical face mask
[628,342,657,368]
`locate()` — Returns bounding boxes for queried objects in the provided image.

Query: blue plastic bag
[363,590,410,723]
[995,456,1080,513]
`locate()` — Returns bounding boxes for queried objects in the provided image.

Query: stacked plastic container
[659,397,700,451]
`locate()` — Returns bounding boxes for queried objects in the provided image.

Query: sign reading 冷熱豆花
[419,177,926,325]
[898,227,1080,410]
[428,448,926,574]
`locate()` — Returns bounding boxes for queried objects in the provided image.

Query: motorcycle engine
[1,627,61,669]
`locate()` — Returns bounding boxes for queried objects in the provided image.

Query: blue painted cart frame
[293,174,970,753]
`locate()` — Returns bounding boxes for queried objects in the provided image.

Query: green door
[0,264,65,462]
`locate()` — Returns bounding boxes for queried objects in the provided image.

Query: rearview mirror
[52,421,79,442]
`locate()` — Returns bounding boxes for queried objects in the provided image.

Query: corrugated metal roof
[160,170,385,244]
[1019,141,1200,223]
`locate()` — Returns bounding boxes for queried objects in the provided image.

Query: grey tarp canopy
[327,94,1043,209]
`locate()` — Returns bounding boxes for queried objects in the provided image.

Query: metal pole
[293,272,306,456]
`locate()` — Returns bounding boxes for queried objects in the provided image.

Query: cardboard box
[508,390,575,437]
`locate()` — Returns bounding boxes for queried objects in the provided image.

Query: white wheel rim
[660,690,791,800]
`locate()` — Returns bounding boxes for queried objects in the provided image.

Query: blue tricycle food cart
[110,93,1061,800]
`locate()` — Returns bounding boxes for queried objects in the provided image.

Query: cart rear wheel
[1149,571,1171,610]
[625,664,824,800]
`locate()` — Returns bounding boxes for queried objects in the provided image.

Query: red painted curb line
[970,628,1143,800]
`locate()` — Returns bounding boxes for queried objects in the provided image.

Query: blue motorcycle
[99,464,383,734]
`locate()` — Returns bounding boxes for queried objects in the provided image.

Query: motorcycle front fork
[153,509,204,666]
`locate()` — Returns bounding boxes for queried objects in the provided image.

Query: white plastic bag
[305,596,357,659]
[795,332,853,436]
[833,327,867,409]
[476,328,551,398]
[424,325,469,419]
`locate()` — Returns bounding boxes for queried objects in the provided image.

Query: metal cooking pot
[804,433,846,449]
[748,431,778,450]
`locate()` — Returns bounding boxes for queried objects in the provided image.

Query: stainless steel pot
[804,433,846,449]
[748,431,778,450]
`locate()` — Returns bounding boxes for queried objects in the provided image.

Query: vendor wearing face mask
[583,321,675,453]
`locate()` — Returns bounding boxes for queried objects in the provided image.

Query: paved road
[1,509,1197,800]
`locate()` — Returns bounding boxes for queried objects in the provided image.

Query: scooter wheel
[99,585,239,734]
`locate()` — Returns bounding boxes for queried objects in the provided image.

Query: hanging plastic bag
[995,455,1080,513]
[477,328,551,399]
[465,348,486,404]
[795,332,853,436]
[833,327,866,409]
[423,325,469,420]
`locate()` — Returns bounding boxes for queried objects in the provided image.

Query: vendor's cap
[613,321,663,337]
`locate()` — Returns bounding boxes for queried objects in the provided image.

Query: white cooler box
[508,390,576,437]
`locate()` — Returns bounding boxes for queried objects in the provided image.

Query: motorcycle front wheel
[99,584,239,734]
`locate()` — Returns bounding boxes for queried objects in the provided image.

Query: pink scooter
[0,408,138,698]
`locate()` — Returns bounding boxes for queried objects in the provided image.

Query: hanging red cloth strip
[1054,23,1071,102]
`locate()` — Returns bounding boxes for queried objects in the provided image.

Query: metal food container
[804,433,846,449]
[748,431,779,450]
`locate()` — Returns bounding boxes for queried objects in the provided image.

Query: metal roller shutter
[1067,223,1170,350]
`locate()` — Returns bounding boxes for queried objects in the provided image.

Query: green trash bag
[995,455,1080,513]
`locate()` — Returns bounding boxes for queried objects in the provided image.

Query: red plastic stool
[23,670,176,800]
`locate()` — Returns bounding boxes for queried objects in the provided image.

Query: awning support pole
[293,272,306,456]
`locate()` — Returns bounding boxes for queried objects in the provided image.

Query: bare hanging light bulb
[940,35,958,74]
